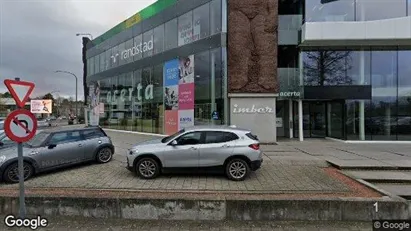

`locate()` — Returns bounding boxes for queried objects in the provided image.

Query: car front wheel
[96,147,113,163]
[3,162,34,184]
[226,159,250,181]
[136,158,160,179]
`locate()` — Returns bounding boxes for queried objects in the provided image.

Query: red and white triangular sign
[4,79,35,108]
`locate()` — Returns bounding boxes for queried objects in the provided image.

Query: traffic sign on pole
[4,109,38,143]
[4,79,35,108]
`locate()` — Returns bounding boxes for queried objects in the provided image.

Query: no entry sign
[4,109,38,143]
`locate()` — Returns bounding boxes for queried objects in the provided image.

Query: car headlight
[0,155,6,164]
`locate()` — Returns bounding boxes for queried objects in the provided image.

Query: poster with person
[163,56,195,134]
[178,55,194,84]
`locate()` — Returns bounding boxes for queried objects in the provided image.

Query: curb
[0,196,409,221]
[104,128,167,137]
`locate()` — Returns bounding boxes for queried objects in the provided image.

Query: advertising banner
[163,55,195,134]
[89,81,101,126]
[30,100,52,114]
[178,83,194,110]
[178,109,194,130]
[164,110,178,135]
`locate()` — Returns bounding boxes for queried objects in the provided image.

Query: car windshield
[26,132,49,147]
[161,129,185,143]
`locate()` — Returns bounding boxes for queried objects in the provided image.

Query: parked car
[0,126,115,183]
[126,125,263,181]
[0,121,4,135]
[37,119,51,128]
[0,130,42,150]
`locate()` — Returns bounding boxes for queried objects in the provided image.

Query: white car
[0,121,4,135]
[37,120,50,128]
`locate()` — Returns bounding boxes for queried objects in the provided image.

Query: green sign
[93,0,177,46]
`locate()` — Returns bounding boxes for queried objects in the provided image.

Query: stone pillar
[298,99,303,141]
[359,50,365,140]
[289,99,293,138]
[211,52,216,125]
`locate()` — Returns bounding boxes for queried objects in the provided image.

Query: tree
[2,92,11,98]
[304,51,353,86]
[42,93,54,101]
[0,94,5,113]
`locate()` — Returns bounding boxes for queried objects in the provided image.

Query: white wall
[229,97,277,143]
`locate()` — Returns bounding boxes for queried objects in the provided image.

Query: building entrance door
[309,102,326,138]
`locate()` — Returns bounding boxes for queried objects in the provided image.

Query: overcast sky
[0,0,156,100]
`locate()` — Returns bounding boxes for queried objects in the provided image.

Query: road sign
[4,109,38,143]
[4,79,35,108]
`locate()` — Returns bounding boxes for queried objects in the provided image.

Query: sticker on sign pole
[4,109,38,143]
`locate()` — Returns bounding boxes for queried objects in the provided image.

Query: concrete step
[373,183,411,198]
[344,170,411,183]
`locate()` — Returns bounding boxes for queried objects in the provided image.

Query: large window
[133,34,143,61]
[194,50,211,125]
[90,57,95,76]
[100,52,106,72]
[164,18,178,50]
[153,24,164,55]
[371,50,398,140]
[356,0,406,21]
[142,67,153,133]
[210,0,222,35]
[94,55,100,74]
[193,3,210,42]
[118,42,126,66]
[143,30,154,58]
[305,0,355,22]
[398,50,411,139]
[305,0,408,22]
[278,46,299,68]
[111,45,119,68]
[105,49,111,70]
[178,11,193,47]
[303,51,352,86]
[124,38,134,64]
[132,70,142,132]
[346,50,371,85]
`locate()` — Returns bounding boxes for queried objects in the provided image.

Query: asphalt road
[1,216,373,231]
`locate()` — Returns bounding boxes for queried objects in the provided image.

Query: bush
[120,118,128,127]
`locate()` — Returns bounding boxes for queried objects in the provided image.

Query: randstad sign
[110,36,153,63]
[232,104,274,114]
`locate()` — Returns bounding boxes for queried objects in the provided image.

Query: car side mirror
[169,140,178,146]
[0,142,3,146]
[48,144,57,149]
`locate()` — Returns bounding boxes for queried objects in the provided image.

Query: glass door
[310,102,326,137]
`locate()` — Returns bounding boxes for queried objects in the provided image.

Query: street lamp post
[76,33,93,40]
[55,71,78,119]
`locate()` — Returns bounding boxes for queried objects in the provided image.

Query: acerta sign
[105,83,154,103]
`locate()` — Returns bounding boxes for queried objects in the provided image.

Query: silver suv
[127,125,263,181]
[0,126,114,183]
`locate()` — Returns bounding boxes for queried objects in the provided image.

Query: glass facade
[305,0,409,22]
[302,49,411,140]
[87,0,225,135]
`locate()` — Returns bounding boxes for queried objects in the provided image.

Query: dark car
[0,126,115,183]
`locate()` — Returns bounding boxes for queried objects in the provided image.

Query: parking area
[0,130,353,194]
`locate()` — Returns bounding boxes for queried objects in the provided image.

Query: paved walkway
[0,130,395,197]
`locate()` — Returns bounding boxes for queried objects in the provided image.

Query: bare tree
[304,51,353,86]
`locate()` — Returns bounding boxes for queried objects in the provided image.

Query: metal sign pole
[15,77,26,218]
